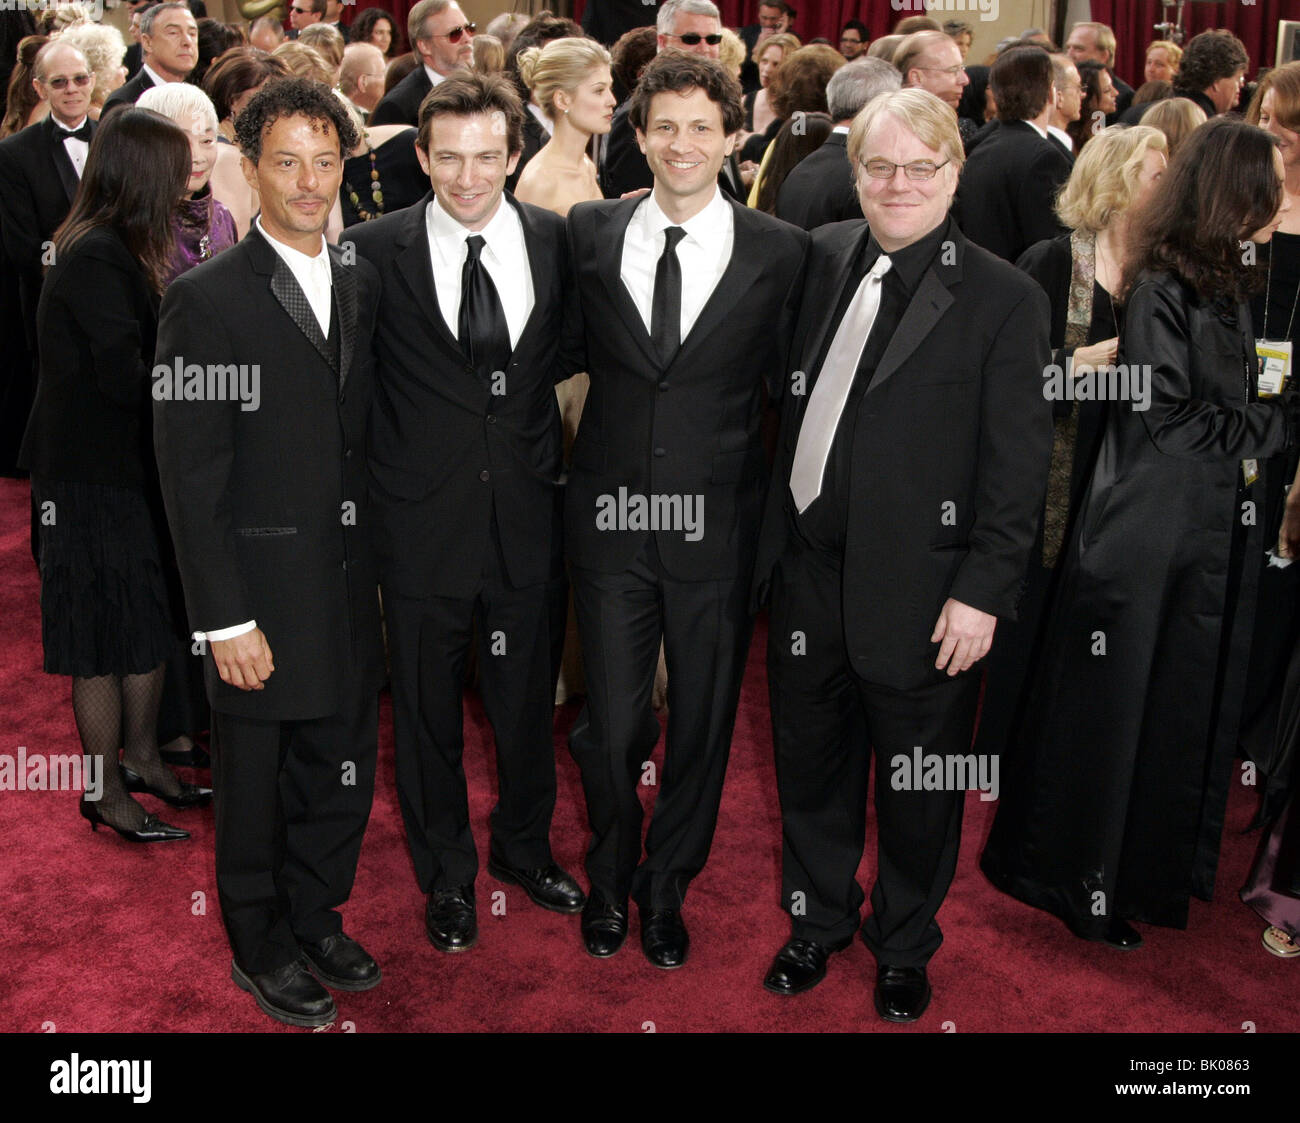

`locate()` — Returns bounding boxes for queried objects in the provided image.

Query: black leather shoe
[488,858,586,913]
[1103,918,1143,950]
[300,932,381,991]
[874,964,931,1023]
[763,936,851,995]
[581,892,628,958]
[80,797,189,842]
[640,907,689,969]
[231,959,336,1028]
[120,765,212,809]
[426,886,477,953]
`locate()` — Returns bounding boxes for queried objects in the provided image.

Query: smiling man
[566,51,807,969]
[347,73,585,957]
[753,88,1051,1021]
[103,1,198,114]
[153,78,385,1028]
[371,0,476,126]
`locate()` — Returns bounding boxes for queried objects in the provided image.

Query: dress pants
[569,533,752,909]
[212,668,378,975]
[385,515,566,892]
[767,540,980,968]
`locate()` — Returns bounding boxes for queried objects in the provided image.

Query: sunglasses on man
[665,32,724,46]
[45,73,93,90]
[428,22,476,42]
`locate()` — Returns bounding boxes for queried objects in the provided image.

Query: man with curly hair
[153,77,386,1028]
[1172,28,1249,119]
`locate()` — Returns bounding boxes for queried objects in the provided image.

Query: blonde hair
[472,34,505,74]
[1145,39,1182,71]
[297,23,345,70]
[516,37,611,120]
[752,30,799,65]
[1139,96,1207,160]
[718,27,744,79]
[1056,124,1167,233]
[868,34,904,63]
[272,41,335,85]
[57,21,126,109]
[848,86,964,174]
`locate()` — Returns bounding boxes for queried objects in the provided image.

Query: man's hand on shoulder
[211,628,275,691]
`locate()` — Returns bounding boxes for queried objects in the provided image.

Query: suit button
[654,447,666,458]
[486,414,496,424]
[659,382,669,392]
[479,469,490,482]
[344,448,353,459]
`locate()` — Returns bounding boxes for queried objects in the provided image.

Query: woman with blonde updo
[513,37,615,217]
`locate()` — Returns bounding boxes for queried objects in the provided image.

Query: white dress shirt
[619,187,734,342]
[194,221,333,643]
[142,63,167,89]
[1023,118,1049,140]
[1047,124,1074,153]
[423,64,447,90]
[424,194,533,347]
[53,116,89,178]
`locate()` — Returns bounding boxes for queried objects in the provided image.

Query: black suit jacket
[102,67,160,116]
[753,219,1053,692]
[0,114,96,331]
[954,119,1071,263]
[565,194,807,581]
[153,227,384,720]
[347,192,573,599]
[370,65,432,127]
[774,131,860,230]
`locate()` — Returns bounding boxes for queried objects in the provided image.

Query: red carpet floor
[1,476,1297,1034]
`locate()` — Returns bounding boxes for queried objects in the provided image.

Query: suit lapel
[596,197,661,371]
[42,116,80,204]
[508,193,550,357]
[799,223,870,389]
[248,227,336,374]
[393,193,460,354]
[329,244,357,390]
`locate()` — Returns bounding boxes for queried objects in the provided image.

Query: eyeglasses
[860,158,950,181]
[915,65,966,77]
[666,33,723,46]
[428,22,475,42]
[290,4,313,12]
[45,73,93,90]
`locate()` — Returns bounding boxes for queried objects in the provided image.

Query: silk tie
[60,120,93,142]
[789,254,893,514]
[458,233,511,377]
[650,226,686,366]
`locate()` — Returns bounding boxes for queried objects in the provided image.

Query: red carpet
[1,475,1296,1034]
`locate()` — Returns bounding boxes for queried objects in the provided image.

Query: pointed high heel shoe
[119,765,212,808]
[80,797,190,842]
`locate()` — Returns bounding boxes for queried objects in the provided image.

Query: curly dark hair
[628,50,744,136]
[1173,29,1247,97]
[234,76,359,163]
[611,25,658,100]
[1122,117,1281,304]
[349,7,400,56]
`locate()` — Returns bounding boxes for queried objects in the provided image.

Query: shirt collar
[1047,125,1073,152]
[425,192,517,256]
[142,62,167,88]
[423,64,446,89]
[637,186,730,250]
[1020,118,1048,140]
[864,215,952,294]
[255,216,329,270]
[53,115,88,133]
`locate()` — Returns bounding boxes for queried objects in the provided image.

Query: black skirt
[31,477,173,677]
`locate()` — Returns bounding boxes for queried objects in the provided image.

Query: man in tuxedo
[953,46,1070,263]
[1046,54,1080,159]
[347,72,584,955]
[370,0,475,126]
[1064,21,1131,121]
[601,0,742,201]
[776,58,899,230]
[581,0,659,48]
[754,88,1052,1021]
[153,78,384,1028]
[567,51,807,967]
[102,1,197,115]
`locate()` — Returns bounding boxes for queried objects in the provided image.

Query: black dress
[339,127,425,228]
[982,270,1297,935]
[18,226,173,678]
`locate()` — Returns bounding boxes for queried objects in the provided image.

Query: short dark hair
[761,1,794,12]
[991,44,1052,122]
[1174,29,1248,97]
[628,50,744,135]
[611,25,658,97]
[841,20,868,40]
[234,75,358,163]
[416,70,525,155]
[202,46,290,122]
[307,0,327,13]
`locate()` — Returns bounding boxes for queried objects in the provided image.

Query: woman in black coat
[18,107,209,842]
[982,117,1300,949]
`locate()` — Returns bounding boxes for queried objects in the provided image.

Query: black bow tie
[58,121,93,143]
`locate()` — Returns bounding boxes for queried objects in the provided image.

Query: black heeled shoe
[80,797,189,842]
[119,765,212,808]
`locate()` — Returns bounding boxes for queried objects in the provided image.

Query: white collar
[256,216,328,266]
[53,115,88,132]
[425,191,518,252]
[638,186,730,245]
[142,62,171,87]
[422,64,447,89]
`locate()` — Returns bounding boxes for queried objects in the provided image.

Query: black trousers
[384,516,566,893]
[212,669,378,975]
[569,534,752,909]
[767,540,980,968]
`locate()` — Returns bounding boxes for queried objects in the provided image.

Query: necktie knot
[869,254,892,281]
[465,234,486,263]
[662,226,686,254]
[60,120,92,142]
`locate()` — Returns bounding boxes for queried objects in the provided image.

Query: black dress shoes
[640,907,689,969]
[1103,917,1143,950]
[487,858,586,913]
[580,892,629,958]
[120,765,213,809]
[80,797,189,842]
[231,959,336,1028]
[762,936,852,995]
[874,964,931,1023]
[426,886,477,953]
[299,932,382,991]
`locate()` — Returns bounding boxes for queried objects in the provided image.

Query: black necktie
[458,234,511,377]
[650,226,686,366]
[58,121,93,142]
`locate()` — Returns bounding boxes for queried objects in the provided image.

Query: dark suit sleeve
[1016,146,1070,250]
[601,114,652,199]
[368,94,404,127]
[78,244,152,410]
[152,275,251,633]
[767,231,810,403]
[558,209,588,377]
[947,282,1053,620]
[0,142,42,275]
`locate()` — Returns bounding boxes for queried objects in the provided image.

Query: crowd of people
[1,0,1299,1031]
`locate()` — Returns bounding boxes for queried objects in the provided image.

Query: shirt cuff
[193,620,256,642]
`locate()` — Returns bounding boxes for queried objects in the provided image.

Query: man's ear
[635,127,647,155]
[506,149,521,177]
[414,141,431,178]
[239,154,258,193]
[723,131,736,157]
